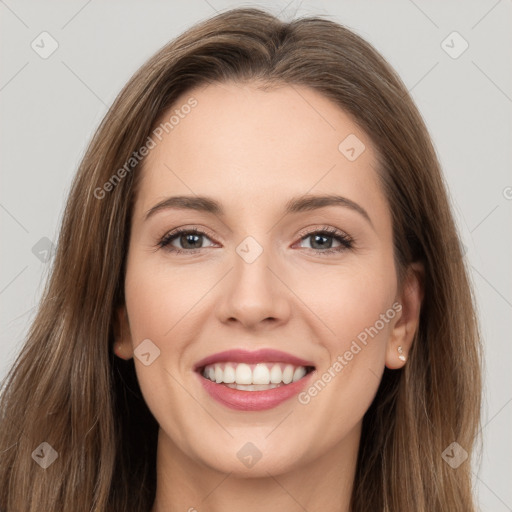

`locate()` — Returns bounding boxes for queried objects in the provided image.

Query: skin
[115,82,423,512]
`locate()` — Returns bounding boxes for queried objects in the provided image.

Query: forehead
[136,82,386,222]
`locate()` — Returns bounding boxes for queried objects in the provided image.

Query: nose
[215,241,291,330]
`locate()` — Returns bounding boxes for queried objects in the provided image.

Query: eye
[157,225,353,256]
[158,227,216,254]
[295,226,353,255]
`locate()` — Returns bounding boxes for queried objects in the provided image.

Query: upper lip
[194,349,315,371]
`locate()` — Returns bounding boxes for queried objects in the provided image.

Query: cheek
[123,259,202,442]
[291,260,396,352]
[293,277,396,447]
[123,251,203,345]
[291,258,397,414]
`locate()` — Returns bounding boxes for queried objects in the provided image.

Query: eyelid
[292,225,354,253]
[158,225,219,250]
[295,224,350,240]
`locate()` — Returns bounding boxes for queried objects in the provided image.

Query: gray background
[1,1,511,510]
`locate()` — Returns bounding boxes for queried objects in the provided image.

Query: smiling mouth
[198,362,315,391]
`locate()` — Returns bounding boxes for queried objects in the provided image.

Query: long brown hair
[0,8,482,511]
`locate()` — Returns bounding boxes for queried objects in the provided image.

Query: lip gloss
[197,371,315,411]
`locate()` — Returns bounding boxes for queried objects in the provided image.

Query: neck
[150,425,360,512]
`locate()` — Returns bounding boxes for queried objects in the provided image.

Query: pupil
[182,233,201,249]
[311,234,332,250]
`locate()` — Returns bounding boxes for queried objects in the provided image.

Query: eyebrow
[144,194,373,227]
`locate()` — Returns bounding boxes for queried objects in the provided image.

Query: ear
[113,305,134,360]
[385,262,424,369]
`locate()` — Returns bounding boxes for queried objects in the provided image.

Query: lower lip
[197,371,315,411]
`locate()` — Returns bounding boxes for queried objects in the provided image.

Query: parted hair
[0,8,482,511]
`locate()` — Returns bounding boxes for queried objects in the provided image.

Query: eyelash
[157,225,354,256]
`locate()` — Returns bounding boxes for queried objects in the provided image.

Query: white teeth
[293,366,307,382]
[270,364,282,384]
[235,363,252,384]
[282,365,294,384]
[201,362,310,387]
[215,365,223,383]
[223,363,235,384]
[225,383,280,391]
[252,364,270,385]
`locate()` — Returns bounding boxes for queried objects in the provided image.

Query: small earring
[397,345,406,362]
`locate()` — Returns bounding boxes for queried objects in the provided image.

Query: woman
[0,7,482,511]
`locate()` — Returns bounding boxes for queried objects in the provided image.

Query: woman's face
[117,82,419,476]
